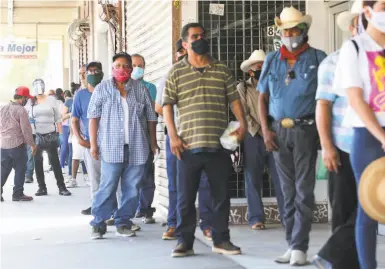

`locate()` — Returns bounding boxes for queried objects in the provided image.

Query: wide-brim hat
[275,6,312,30]
[359,157,385,224]
[240,50,266,72]
[336,0,362,32]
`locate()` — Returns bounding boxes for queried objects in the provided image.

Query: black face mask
[21,98,28,106]
[251,70,262,80]
[178,55,186,62]
[191,39,210,55]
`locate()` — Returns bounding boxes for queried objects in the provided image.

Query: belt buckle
[281,118,295,128]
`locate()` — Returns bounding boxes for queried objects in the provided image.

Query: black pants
[35,143,65,190]
[318,149,359,269]
[1,144,27,197]
[176,150,232,248]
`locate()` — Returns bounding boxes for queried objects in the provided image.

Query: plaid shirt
[315,50,353,153]
[87,78,157,164]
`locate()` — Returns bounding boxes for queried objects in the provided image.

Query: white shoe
[275,249,292,263]
[66,179,78,188]
[83,174,90,186]
[290,250,307,266]
[131,224,141,231]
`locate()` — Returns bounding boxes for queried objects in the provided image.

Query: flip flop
[251,223,266,230]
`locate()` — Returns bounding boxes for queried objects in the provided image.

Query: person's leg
[34,146,46,191]
[83,148,101,202]
[198,171,213,232]
[46,145,67,191]
[71,160,80,180]
[1,148,13,198]
[60,125,70,168]
[350,128,381,269]
[166,135,177,228]
[243,133,266,227]
[68,143,72,177]
[81,161,87,173]
[137,152,155,219]
[25,145,34,182]
[11,145,28,198]
[317,150,359,269]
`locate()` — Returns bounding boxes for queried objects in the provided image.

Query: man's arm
[20,109,35,147]
[163,104,177,138]
[155,104,163,116]
[87,85,104,160]
[143,82,159,154]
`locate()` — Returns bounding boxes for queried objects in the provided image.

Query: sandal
[251,222,266,230]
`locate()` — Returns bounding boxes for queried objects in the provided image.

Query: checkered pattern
[315,50,353,154]
[87,78,157,164]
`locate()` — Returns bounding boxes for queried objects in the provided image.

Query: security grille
[199,0,306,198]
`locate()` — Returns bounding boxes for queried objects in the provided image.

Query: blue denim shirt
[258,47,327,120]
[87,78,157,165]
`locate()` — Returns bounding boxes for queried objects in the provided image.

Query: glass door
[328,1,350,51]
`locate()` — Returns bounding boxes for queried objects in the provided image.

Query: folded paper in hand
[220,121,240,151]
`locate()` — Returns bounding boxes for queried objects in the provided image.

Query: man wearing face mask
[163,23,247,257]
[1,87,37,202]
[237,50,285,231]
[131,54,157,103]
[87,53,158,239]
[257,7,327,265]
[72,61,104,215]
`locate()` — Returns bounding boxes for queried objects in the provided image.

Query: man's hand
[78,138,91,149]
[151,142,160,156]
[322,145,341,173]
[170,136,189,160]
[262,129,278,152]
[90,144,99,160]
[31,145,37,156]
[230,125,247,142]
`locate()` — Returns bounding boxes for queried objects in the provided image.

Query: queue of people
[1,2,384,268]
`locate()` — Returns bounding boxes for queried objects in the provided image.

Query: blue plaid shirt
[315,50,353,153]
[87,78,157,164]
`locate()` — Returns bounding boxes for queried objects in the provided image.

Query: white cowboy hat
[275,6,312,30]
[337,0,363,32]
[359,157,385,224]
[240,50,266,73]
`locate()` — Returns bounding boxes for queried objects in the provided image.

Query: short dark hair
[13,94,23,100]
[362,1,376,29]
[131,54,146,67]
[56,88,64,95]
[64,90,72,98]
[112,52,132,64]
[181,23,206,41]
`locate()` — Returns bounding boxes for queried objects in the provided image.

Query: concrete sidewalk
[1,169,384,269]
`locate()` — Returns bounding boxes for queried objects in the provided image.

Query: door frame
[328,1,349,52]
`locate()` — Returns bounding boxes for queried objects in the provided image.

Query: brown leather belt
[277,115,315,129]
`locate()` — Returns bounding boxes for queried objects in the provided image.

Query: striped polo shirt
[162,57,240,152]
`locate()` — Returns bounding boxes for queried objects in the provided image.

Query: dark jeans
[35,142,65,190]
[137,152,155,216]
[318,149,359,269]
[272,123,318,252]
[60,125,70,168]
[244,133,285,226]
[350,128,382,269]
[1,144,27,197]
[176,150,231,248]
[166,136,213,230]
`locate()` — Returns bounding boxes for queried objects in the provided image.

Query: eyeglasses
[86,69,102,75]
[113,63,131,69]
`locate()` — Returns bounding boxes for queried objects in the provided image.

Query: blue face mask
[131,67,144,80]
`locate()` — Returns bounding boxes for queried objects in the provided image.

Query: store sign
[209,3,225,16]
[0,40,37,59]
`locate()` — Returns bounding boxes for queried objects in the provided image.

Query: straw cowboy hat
[337,0,363,32]
[359,157,385,224]
[275,6,312,30]
[240,50,266,73]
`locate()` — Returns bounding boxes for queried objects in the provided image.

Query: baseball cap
[112,52,132,63]
[86,61,102,71]
[176,39,184,52]
[15,86,33,99]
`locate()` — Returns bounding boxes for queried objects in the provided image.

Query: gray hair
[131,54,146,68]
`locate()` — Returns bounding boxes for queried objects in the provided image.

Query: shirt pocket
[135,102,145,117]
[297,65,318,96]
[268,72,282,98]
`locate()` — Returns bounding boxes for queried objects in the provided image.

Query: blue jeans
[90,146,146,228]
[166,136,213,230]
[1,144,27,197]
[350,128,381,269]
[137,152,155,216]
[244,133,285,225]
[60,125,70,168]
[25,143,34,179]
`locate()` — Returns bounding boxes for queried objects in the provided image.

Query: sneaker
[116,226,136,237]
[171,243,194,258]
[59,188,72,196]
[105,218,115,226]
[312,255,332,269]
[131,224,141,231]
[1,196,4,202]
[91,226,106,240]
[83,174,90,186]
[25,177,33,183]
[275,249,292,263]
[212,241,241,255]
[162,227,177,240]
[12,194,33,201]
[35,188,47,196]
[81,207,92,215]
[66,179,77,188]
[142,216,155,224]
[202,228,212,241]
[290,250,307,266]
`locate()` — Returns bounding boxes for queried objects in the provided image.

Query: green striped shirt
[162,57,240,151]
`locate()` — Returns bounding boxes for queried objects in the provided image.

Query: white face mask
[366,7,385,33]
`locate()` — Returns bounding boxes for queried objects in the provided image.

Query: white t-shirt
[121,97,129,144]
[334,32,385,127]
